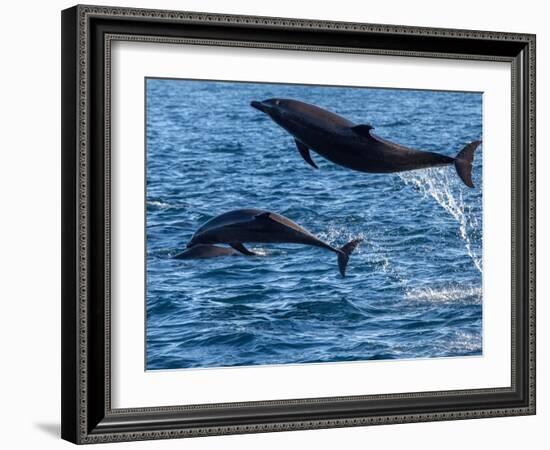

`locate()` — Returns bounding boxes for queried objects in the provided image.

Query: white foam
[405,285,482,304]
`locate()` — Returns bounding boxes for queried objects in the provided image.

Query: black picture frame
[61,4,536,444]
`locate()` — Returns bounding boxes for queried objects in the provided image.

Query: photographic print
[61,7,536,442]
[145,78,483,371]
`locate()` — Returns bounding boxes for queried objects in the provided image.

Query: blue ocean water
[145,78,483,370]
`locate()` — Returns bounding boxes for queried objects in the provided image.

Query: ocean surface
[145,78,483,370]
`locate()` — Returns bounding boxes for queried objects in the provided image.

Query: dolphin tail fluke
[454,141,481,188]
[337,238,363,277]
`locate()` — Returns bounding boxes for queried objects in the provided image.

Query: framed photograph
[61,4,536,444]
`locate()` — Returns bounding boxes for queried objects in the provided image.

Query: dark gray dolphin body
[187,208,362,276]
[173,244,242,259]
[251,98,481,188]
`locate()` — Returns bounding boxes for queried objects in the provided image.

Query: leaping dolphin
[251,98,481,188]
[186,208,362,276]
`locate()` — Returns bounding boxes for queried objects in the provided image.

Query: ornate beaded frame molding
[61,4,536,445]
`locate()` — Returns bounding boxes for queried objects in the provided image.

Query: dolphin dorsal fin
[351,124,375,139]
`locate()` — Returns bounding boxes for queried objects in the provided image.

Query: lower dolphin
[173,244,243,259]
[187,208,362,276]
[251,98,481,188]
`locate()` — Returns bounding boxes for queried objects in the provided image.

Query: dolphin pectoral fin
[295,140,318,169]
[230,243,257,256]
[350,124,375,139]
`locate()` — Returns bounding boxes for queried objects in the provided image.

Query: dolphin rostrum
[186,208,362,276]
[251,98,481,188]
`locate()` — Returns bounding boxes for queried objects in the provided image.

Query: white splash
[147,200,174,210]
[365,234,405,280]
[399,168,482,273]
[250,247,271,257]
[317,227,366,251]
[405,285,482,305]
